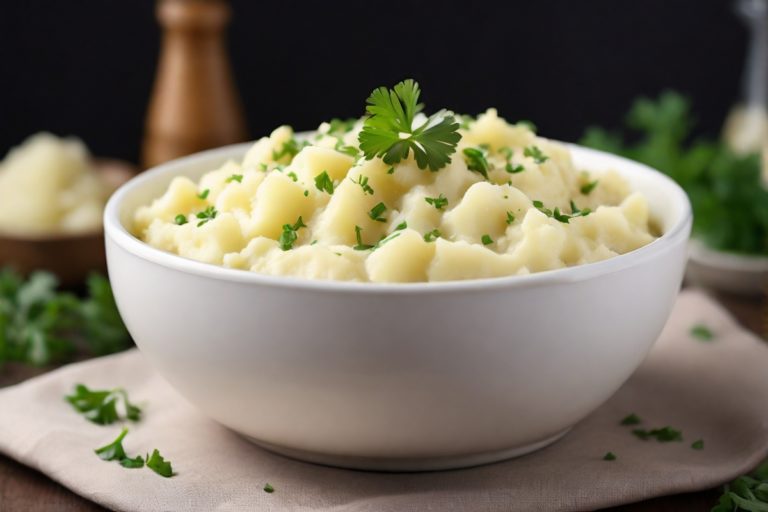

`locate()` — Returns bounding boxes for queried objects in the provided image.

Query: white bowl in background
[104,143,692,471]
[686,239,768,296]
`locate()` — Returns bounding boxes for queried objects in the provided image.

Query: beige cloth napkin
[1,290,767,512]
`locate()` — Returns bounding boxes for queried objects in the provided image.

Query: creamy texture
[133,110,657,282]
[0,133,112,236]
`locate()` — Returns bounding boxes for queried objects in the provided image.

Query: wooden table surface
[0,290,764,512]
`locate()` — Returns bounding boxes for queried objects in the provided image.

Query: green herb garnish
[632,426,683,442]
[712,459,768,511]
[0,270,130,367]
[120,455,145,469]
[66,384,141,425]
[195,206,218,227]
[352,175,374,195]
[226,174,243,183]
[95,428,129,461]
[580,180,599,195]
[272,138,301,161]
[603,452,617,461]
[620,413,642,426]
[146,448,174,478]
[174,214,188,226]
[690,324,715,341]
[358,79,461,172]
[691,439,704,450]
[287,171,298,182]
[462,147,490,178]
[423,229,441,242]
[264,483,275,493]
[425,194,449,210]
[197,189,210,200]
[353,225,374,250]
[395,221,408,231]
[506,163,525,174]
[506,212,515,225]
[368,202,388,223]
[278,217,307,251]
[523,145,549,164]
[314,171,334,195]
[481,234,493,245]
[334,139,359,158]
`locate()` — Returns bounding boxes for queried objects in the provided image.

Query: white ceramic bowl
[686,239,768,296]
[104,143,692,471]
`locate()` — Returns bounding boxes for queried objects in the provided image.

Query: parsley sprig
[66,384,141,425]
[425,194,448,210]
[279,217,307,251]
[314,171,334,195]
[462,147,490,178]
[94,428,174,478]
[358,79,461,172]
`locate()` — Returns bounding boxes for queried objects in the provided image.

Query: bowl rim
[104,141,692,294]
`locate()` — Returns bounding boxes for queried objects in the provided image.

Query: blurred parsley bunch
[0,269,131,367]
[581,92,768,256]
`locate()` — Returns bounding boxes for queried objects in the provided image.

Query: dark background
[0,0,749,165]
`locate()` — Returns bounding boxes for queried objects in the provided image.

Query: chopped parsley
[195,206,218,227]
[352,175,374,195]
[386,166,395,174]
[690,324,715,341]
[523,145,548,164]
[712,459,768,511]
[369,202,388,222]
[394,221,408,231]
[603,452,617,461]
[334,139,360,158]
[580,180,599,195]
[358,79,461,172]
[481,234,494,245]
[95,428,129,461]
[353,225,374,250]
[272,138,301,161]
[506,163,525,174]
[632,426,683,442]
[373,232,402,250]
[264,483,275,494]
[120,455,145,469]
[146,448,174,478]
[620,413,642,426]
[197,189,210,200]
[423,229,441,242]
[314,171,334,194]
[287,171,298,182]
[174,214,188,226]
[326,118,357,134]
[462,147,490,178]
[425,194,448,210]
[691,439,705,450]
[533,200,590,223]
[66,384,141,425]
[226,174,243,183]
[506,211,515,225]
[278,217,307,251]
[303,190,309,197]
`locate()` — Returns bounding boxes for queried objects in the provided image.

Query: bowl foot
[245,428,571,472]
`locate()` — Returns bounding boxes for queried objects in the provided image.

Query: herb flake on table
[146,449,174,478]
[603,451,617,461]
[264,483,275,493]
[712,459,768,512]
[691,439,704,450]
[95,428,130,461]
[690,324,715,341]
[632,426,683,442]
[358,79,461,172]
[620,413,642,426]
[65,384,141,424]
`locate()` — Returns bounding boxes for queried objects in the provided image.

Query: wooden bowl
[0,159,137,286]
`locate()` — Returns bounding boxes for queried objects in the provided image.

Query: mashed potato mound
[133,110,657,283]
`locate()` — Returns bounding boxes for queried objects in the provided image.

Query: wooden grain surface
[0,290,764,512]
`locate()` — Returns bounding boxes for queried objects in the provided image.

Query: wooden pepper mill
[142,0,248,169]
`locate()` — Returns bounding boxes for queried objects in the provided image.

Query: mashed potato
[133,109,657,283]
[0,133,112,236]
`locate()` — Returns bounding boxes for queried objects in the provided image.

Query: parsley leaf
[314,171,334,194]
[272,138,301,161]
[174,214,188,226]
[368,202,388,222]
[506,212,515,225]
[146,448,174,478]
[358,79,461,171]
[423,229,441,242]
[95,428,129,461]
[425,194,448,210]
[712,459,768,511]
[690,324,715,341]
[264,483,275,493]
[632,426,683,442]
[197,189,210,200]
[195,206,218,227]
[120,454,145,469]
[691,439,704,450]
[462,147,490,178]
[66,384,142,424]
[395,221,408,231]
[278,217,307,251]
[353,225,374,250]
[523,145,549,164]
[603,452,617,461]
[580,180,599,195]
[226,174,243,183]
[352,175,374,195]
[620,413,642,426]
[481,234,494,245]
